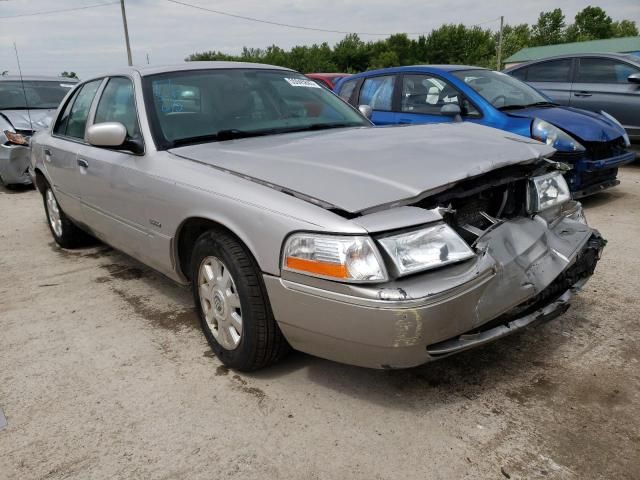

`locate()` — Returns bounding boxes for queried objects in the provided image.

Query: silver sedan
[30,62,605,370]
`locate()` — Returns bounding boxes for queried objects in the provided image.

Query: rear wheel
[43,186,92,248]
[191,229,289,371]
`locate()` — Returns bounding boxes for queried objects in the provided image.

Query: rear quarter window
[338,79,357,103]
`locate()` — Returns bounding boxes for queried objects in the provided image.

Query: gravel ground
[1,164,639,480]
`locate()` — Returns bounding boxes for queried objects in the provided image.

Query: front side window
[143,69,370,149]
[453,69,549,110]
[63,80,102,139]
[401,74,479,116]
[94,77,141,138]
[526,59,572,82]
[0,80,75,110]
[359,75,396,111]
[576,58,640,83]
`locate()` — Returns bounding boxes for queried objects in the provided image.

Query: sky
[1,0,639,78]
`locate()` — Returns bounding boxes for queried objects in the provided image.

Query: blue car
[334,65,635,198]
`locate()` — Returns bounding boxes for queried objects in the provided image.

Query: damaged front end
[265,160,605,369]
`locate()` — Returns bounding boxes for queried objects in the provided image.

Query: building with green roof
[504,36,640,68]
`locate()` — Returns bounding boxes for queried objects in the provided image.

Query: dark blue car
[334,65,635,198]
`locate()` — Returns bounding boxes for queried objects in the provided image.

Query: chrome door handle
[77,158,89,168]
[574,91,592,97]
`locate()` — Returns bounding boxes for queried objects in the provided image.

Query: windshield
[143,69,370,149]
[452,69,550,110]
[0,80,75,109]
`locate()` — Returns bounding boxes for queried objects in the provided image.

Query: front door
[570,56,640,137]
[78,76,153,264]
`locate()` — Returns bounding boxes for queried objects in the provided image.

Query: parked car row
[332,62,636,198]
[0,76,77,187]
[30,62,605,371]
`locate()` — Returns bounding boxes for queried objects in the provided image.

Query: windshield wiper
[272,122,364,133]
[171,129,273,147]
[498,101,558,111]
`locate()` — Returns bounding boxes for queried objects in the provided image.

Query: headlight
[3,130,29,146]
[600,110,630,147]
[378,224,475,276]
[529,172,571,213]
[283,233,387,282]
[531,119,584,152]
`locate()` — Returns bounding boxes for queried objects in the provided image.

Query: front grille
[584,137,627,160]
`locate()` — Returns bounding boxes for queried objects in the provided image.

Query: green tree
[331,34,369,72]
[425,24,494,66]
[612,19,638,38]
[60,71,79,79]
[572,6,613,40]
[531,9,566,46]
[498,24,532,62]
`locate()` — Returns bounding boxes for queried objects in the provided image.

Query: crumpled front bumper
[0,143,32,186]
[264,209,604,369]
[564,150,636,199]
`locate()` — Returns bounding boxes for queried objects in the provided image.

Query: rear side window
[94,77,141,138]
[576,58,640,83]
[338,79,357,103]
[58,80,102,139]
[360,75,396,111]
[526,59,572,82]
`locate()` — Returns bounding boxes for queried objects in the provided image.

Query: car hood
[0,108,56,132]
[507,106,625,143]
[169,122,554,214]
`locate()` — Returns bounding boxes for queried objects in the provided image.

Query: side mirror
[87,122,144,154]
[358,104,373,119]
[87,122,127,147]
[628,73,640,84]
[440,103,462,122]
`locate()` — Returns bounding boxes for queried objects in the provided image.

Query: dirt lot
[1,164,639,480]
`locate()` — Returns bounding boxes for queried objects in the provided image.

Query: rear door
[570,56,640,134]
[356,75,399,125]
[45,79,103,221]
[522,58,574,105]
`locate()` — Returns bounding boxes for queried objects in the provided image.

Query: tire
[43,185,93,249]
[191,229,289,371]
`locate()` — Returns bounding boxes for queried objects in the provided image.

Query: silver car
[31,62,605,371]
[0,76,77,187]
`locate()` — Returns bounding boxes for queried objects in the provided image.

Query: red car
[305,73,351,89]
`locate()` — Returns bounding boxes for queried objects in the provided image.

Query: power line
[0,1,119,20]
[166,0,432,36]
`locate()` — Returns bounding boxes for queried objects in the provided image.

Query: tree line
[187,6,638,73]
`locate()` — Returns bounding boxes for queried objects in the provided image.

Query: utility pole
[120,0,133,66]
[496,15,504,71]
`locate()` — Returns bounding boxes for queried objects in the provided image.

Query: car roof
[306,73,350,78]
[84,61,294,81]
[343,65,488,79]
[0,75,79,82]
[505,52,640,71]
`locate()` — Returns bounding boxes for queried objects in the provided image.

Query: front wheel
[43,186,92,248]
[191,229,289,371]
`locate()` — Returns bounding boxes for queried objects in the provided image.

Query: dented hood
[170,122,554,213]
